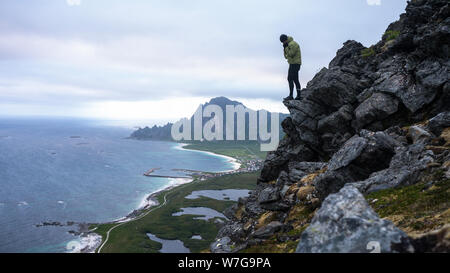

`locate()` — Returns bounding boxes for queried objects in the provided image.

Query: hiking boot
[294,95,301,101]
[283,95,294,101]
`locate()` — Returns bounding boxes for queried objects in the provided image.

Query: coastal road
[96,159,247,253]
[96,181,194,253]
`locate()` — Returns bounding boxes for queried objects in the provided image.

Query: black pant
[288,64,301,97]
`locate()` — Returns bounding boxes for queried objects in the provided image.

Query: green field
[93,171,259,253]
[182,141,267,160]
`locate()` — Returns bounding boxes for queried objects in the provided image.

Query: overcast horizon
[0,0,408,126]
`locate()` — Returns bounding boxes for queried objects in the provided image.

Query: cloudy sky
[0,0,407,125]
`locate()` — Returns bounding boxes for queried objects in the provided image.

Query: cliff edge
[212,0,450,253]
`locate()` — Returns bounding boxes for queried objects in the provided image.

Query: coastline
[174,142,242,171]
[80,142,242,253]
[117,176,193,223]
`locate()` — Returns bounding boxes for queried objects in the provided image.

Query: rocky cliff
[212,0,450,253]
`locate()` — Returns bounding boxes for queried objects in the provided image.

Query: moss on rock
[366,169,450,237]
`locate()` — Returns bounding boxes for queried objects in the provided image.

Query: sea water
[0,118,236,253]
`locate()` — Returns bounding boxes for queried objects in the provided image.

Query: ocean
[0,118,237,253]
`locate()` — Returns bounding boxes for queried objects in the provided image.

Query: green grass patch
[96,171,259,253]
[361,47,376,58]
[89,223,116,239]
[182,141,267,160]
[384,30,400,42]
[366,169,450,235]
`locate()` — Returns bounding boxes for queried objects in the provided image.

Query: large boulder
[296,186,411,253]
[258,186,280,204]
[251,221,285,239]
[427,112,450,136]
[351,143,434,194]
[407,125,433,144]
[314,130,398,200]
[317,104,354,134]
[216,222,246,243]
[353,92,399,130]
[327,135,368,171]
[210,237,233,253]
[285,161,327,183]
[258,118,316,183]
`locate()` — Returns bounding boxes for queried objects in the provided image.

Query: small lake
[146,233,190,253]
[172,207,227,221]
[185,189,251,201]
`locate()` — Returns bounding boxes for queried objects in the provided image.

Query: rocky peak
[212,0,449,253]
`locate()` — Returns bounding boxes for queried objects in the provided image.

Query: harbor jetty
[143,167,190,179]
[143,167,161,176]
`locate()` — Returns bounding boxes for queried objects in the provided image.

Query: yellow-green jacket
[284,36,302,65]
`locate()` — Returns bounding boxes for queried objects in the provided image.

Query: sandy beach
[80,143,240,253]
[174,143,242,171]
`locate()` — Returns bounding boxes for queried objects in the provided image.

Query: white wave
[112,177,194,224]
[137,177,193,210]
[18,201,29,206]
[57,200,67,209]
[67,233,102,253]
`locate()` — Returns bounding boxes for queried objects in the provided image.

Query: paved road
[96,181,194,253]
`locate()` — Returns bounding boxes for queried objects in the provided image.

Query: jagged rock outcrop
[212,0,449,253]
[352,143,435,194]
[259,0,449,184]
[427,112,450,136]
[296,186,411,253]
[314,130,398,200]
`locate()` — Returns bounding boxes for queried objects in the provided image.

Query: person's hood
[287,36,294,43]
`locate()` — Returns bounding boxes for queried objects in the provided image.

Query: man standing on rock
[280,34,302,101]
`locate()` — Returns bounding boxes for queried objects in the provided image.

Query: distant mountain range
[130,96,289,141]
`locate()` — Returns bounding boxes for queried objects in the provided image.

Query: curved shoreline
[174,143,242,171]
[82,141,242,253]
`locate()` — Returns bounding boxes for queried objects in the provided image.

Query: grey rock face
[258,118,316,183]
[223,204,238,220]
[351,143,434,194]
[327,136,368,171]
[427,112,450,136]
[217,0,450,252]
[308,67,362,110]
[314,130,398,200]
[258,186,280,204]
[318,104,354,134]
[296,186,410,253]
[288,161,327,173]
[286,161,327,183]
[353,93,399,130]
[210,236,246,253]
[210,236,233,253]
[260,201,290,212]
[252,221,285,239]
[217,222,245,243]
[257,0,449,185]
[408,125,433,144]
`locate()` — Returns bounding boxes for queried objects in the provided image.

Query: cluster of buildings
[196,159,264,181]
